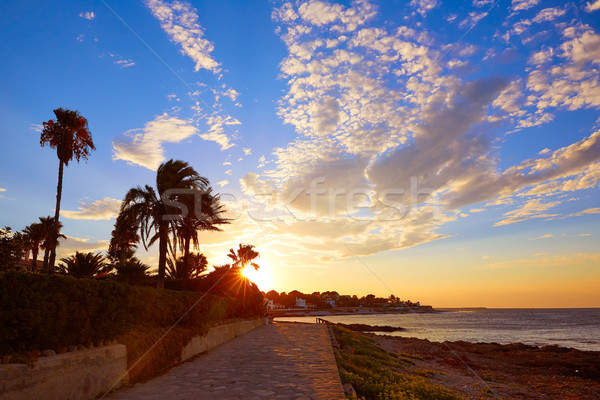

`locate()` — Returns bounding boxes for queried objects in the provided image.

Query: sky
[0,0,599,307]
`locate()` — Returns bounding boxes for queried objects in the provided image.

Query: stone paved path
[105,323,345,400]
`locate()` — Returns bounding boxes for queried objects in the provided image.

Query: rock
[77,344,87,351]
[96,340,104,347]
[41,349,56,357]
[343,383,356,396]
[57,346,67,354]
[67,345,77,352]
[87,342,94,349]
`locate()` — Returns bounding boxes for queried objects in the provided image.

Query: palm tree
[174,187,228,280]
[39,216,65,271]
[121,159,207,289]
[40,108,95,271]
[107,211,140,265]
[22,222,45,270]
[58,251,107,278]
[114,257,150,285]
[227,244,260,272]
[166,252,208,283]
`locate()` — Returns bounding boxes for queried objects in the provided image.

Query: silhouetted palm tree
[114,257,150,285]
[227,244,260,272]
[174,187,228,279]
[23,222,45,270]
[39,216,65,271]
[166,252,208,283]
[40,108,95,271]
[107,211,140,265]
[121,159,207,289]
[58,251,107,278]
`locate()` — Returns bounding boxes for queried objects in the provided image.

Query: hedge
[0,271,264,357]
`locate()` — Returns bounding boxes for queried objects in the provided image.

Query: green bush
[0,271,263,356]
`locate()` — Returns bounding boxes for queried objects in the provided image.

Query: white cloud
[79,11,95,20]
[476,253,600,269]
[114,58,135,68]
[56,236,109,260]
[511,0,540,12]
[199,114,238,150]
[494,199,560,226]
[112,113,198,170]
[217,180,229,187]
[531,7,567,23]
[410,0,438,16]
[145,0,220,73]
[62,198,122,220]
[585,0,600,12]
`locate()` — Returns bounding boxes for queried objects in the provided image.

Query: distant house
[325,299,336,308]
[265,299,286,311]
[295,298,306,308]
[306,302,317,309]
[15,258,43,270]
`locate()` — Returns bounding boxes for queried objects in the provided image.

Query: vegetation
[57,251,108,278]
[228,243,260,272]
[332,326,463,400]
[0,227,26,270]
[0,270,263,382]
[40,108,95,271]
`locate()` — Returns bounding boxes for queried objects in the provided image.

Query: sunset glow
[1,0,599,307]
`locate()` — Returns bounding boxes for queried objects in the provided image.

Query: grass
[332,326,464,400]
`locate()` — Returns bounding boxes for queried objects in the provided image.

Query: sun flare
[241,259,272,291]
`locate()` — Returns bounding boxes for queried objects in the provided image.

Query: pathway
[105,322,345,400]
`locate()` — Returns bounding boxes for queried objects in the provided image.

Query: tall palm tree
[121,159,207,289]
[40,108,95,271]
[58,251,107,278]
[227,244,260,272]
[175,187,228,279]
[23,222,45,270]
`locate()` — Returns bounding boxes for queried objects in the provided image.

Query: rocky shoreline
[368,333,600,399]
[271,306,440,318]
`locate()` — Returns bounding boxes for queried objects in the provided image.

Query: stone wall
[0,318,264,400]
[0,344,128,400]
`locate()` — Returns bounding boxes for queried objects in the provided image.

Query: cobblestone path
[105,322,345,400]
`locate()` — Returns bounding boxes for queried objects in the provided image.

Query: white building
[295,298,306,308]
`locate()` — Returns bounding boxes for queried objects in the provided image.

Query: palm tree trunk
[43,247,50,270]
[183,236,191,291]
[48,159,64,272]
[31,246,39,271]
[157,221,168,289]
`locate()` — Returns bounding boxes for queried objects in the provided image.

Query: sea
[275,308,600,352]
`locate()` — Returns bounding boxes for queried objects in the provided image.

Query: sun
[241,259,273,291]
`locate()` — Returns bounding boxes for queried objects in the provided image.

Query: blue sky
[1,0,599,306]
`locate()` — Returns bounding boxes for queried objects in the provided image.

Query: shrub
[0,271,263,357]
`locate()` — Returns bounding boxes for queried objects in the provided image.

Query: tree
[166,252,208,283]
[41,108,95,271]
[174,187,228,283]
[107,211,140,265]
[57,251,107,278]
[22,222,45,270]
[227,244,260,272]
[121,159,207,289]
[114,257,150,285]
[39,216,65,271]
[0,227,26,271]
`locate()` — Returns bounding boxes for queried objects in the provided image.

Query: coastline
[270,306,440,318]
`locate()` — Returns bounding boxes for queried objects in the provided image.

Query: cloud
[112,113,198,170]
[0,188,5,192]
[62,198,122,220]
[79,11,95,20]
[571,207,600,216]
[511,0,540,12]
[56,236,109,260]
[113,58,135,68]
[528,234,553,240]
[199,114,237,150]
[585,0,600,12]
[145,0,220,73]
[476,253,600,270]
[410,0,438,16]
[217,180,229,187]
[494,199,560,226]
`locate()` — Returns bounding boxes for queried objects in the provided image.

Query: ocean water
[275,308,600,351]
